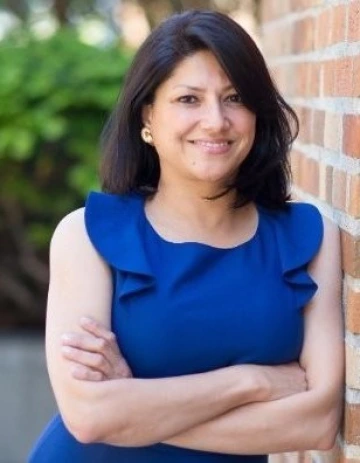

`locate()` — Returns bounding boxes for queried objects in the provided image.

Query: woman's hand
[231,362,307,403]
[256,362,308,400]
[61,317,132,381]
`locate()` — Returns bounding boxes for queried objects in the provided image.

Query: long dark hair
[100,10,298,209]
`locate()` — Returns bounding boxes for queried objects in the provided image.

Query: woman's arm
[47,209,306,446]
[163,216,344,453]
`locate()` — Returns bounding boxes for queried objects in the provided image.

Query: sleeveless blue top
[29,191,323,463]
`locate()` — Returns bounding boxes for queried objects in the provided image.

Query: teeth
[195,141,229,147]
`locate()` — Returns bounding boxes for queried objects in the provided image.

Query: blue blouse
[29,191,323,462]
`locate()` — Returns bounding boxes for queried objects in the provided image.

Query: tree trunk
[4,0,29,22]
[53,0,70,25]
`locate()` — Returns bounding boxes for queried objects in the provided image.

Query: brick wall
[260,1,360,462]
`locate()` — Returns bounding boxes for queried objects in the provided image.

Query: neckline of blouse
[140,197,262,251]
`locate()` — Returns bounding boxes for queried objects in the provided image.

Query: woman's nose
[201,102,230,132]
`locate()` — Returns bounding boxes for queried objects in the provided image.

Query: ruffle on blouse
[85,192,324,309]
[84,191,155,299]
[266,202,324,310]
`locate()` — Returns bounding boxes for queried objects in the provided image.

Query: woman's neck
[144,179,256,247]
[152,180,236,226]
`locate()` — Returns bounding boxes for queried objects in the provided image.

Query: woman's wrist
[232,362,307,405]
[233,365,271,403]
[216,365,269,409]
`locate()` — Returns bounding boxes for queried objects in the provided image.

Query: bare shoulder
[46,208,112,338]
[51,207,101,260]
[49,207,110,283]
[51,207,87,249]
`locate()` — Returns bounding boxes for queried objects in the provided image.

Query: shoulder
[283,201,322,223]
[282,204,341,287]
[285,201,339,249]
[50,207,110,275]
[51,208,86,250]
[261,201,322,225]
[52,207,85,236]
[309,213,340,273]
[51,208,91,254]
[261,201,324,255]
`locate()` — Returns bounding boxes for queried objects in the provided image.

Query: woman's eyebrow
[172,84,235,92]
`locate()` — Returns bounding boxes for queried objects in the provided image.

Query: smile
[190,139,233,155]
[192,140,232,148]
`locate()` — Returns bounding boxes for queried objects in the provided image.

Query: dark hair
[100,10,298,209]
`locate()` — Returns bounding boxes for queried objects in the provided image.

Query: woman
[29,10,343,463]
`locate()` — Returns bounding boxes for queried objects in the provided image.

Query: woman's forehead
[159,50,234,92]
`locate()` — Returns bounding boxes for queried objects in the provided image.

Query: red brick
[307,62,320,97]
[298,153,308,190]
[312,110,325,145]
[348,176,360,218]
[334,57,354,97]
[279,24,293,56]
[293,17,315,53]
[261,0,292,23]
[330,5,347,44]
[348,0,360,42]
[295,63,308,97]
[341,231,360,278]
[343,115,360,158]
[303,157,319,196]
[346,288,360,334]
[294,152,313,193]
[345,404,360,445]
[332,168,347,211]
[321,60,335,96]
[315,9,331,49]
[297,106,313,143]
[304,17,315,52]
[353,56,360,98]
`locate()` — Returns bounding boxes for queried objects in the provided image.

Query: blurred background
[0,1,259,461]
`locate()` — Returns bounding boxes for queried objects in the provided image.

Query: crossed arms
[45,208,344,454]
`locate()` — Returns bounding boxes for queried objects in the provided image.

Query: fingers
[61,317,133,380]
[62,345,112,378]
[78,317,132,376]
[80,317,116,344]
[61,332,107,354]
[70,363,104,382]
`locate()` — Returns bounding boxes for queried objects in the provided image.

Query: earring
[141,127,153,144]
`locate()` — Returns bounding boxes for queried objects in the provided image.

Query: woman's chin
[184,173,234,195]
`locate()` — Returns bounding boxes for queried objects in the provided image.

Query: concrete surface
[0,333,57,463]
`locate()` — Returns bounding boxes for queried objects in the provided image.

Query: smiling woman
[29,9,343,463]
[141,50,256,188]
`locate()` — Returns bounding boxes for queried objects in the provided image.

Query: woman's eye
[226,94,242,103]
[178,95,198,104]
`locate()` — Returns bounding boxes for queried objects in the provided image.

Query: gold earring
[141,127,153,144]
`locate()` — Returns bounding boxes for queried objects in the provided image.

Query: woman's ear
[141,104,153,127]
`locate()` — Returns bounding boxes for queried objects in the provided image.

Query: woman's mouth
[191,139,233,154]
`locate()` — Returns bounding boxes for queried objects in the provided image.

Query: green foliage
[0,29,133,324]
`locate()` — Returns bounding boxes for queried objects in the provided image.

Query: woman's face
[143,50,256,189]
